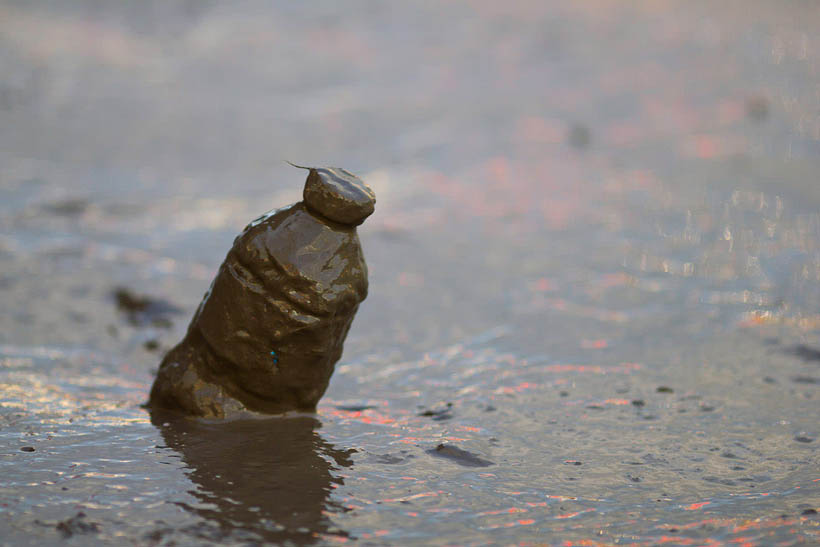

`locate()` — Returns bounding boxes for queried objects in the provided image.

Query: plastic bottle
[149,167,375,417]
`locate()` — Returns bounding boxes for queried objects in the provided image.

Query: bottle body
[149,202,368,417]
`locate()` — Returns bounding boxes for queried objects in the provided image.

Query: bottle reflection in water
[151,411,354,544]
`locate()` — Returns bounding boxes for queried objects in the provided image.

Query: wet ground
[1,1,819,545]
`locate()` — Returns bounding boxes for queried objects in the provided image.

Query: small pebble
[427,443,494,467]
[335,404,377,412]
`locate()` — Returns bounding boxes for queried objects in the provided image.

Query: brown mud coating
[148,167,375,418]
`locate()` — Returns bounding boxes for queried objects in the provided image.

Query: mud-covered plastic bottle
[149,167,375,418]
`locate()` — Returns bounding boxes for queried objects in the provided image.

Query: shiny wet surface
[1,1,819,545]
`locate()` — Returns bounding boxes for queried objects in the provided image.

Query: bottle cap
[301,167,376,226]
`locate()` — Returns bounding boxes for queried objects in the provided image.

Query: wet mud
[1,1,820,545]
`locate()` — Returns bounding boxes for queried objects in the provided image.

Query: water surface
[1,1,819,545]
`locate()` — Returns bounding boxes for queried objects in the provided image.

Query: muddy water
[1,1,819,545]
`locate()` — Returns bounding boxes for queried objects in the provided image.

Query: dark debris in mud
[567,123,591,150]
[44,198,90,217]
[35,512,100,539]
[142,526,174,546]
[745,95,770,122]
[704,476,737,486]
[786,344,820,363]
[791,376,818,385]
[112,287,182,328]
[143,339,160,351]
[57,513,99,538]
[335,404,378,412]
[427,443,494,467]
[418,402,453,421]
[370,451,415,465]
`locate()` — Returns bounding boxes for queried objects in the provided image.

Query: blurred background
[1,1,819,545]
